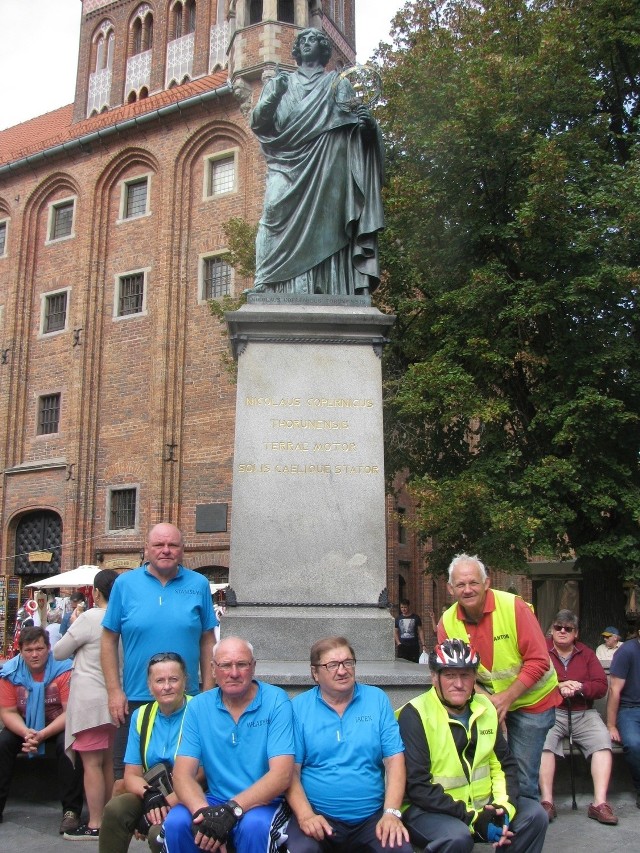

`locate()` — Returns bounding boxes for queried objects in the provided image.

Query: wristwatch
[227,799,244,819]
[384,808,403,819]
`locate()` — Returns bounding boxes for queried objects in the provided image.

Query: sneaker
[63,824,100,840]
[540,800,557,822]
[588,802,618,825]
[60,811,81,834]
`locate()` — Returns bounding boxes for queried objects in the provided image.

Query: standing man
[394,600,426,663]
[596,626,623,665]
[397,639,548,852]
[101,522,217,789]
[438,553,560,799]
[0,626,84,833]
[539,610,618,824]
[163,636,294,852]
[286,636,412,853]
[607,635,640,809]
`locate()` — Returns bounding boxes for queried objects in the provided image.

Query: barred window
[203,256,232,299]
[50,201,74,241]
[118,272,145,316]
[207,155,235,196]
[38,394,61,435]
[278,0,294,23]
[249,0,263,25]
[44,291,68,334]
[109,488,137,530]
[125,178,148,218]
[0,221,7,256]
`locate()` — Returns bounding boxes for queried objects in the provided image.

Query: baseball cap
[601,626,620,637]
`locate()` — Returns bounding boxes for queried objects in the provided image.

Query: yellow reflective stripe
[470,765,490,782]
[489,664,522,681]
[433,774,468,789]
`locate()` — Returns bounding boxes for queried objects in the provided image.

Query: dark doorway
[14,510,63,576]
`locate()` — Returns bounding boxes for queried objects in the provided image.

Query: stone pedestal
[225,296,396,661]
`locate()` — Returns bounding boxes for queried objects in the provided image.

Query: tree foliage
[376,0,640,614]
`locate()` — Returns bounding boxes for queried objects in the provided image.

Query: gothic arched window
[94,21,115,72]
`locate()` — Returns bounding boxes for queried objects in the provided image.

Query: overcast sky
[0,1,405,132]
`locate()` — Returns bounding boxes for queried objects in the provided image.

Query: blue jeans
[163,798,280,853]
[616,705,640,792]
[505,707,556,800]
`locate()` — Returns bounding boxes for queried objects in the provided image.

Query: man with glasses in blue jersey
[285,636,412,853]
[163,636,294,853]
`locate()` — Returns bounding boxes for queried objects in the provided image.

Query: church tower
[227,1,356,85]
[72,1,356,124]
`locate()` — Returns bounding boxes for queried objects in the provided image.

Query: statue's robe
[251,65,384,294]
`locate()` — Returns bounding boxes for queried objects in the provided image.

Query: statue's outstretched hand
[272,70,289,99]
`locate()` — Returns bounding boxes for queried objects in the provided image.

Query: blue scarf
[0,652,73,755]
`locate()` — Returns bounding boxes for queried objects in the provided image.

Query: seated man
[163,636,294,853]
[539,610,617,825]
[596,626,623,665]
[99,652,194,853]
[397,639,548,853]
[0,626,84,833]
[286,636,412,852]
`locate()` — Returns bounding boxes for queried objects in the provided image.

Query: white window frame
[107,484,140,533]
[198,251,234,303]
[113,267,150,320]
[203,148,238,200]
[39,286,71,338]
[45,196,77,245]
[0,218,9,258]
[117,173,152,222]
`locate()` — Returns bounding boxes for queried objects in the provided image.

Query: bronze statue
[250,29,384,296]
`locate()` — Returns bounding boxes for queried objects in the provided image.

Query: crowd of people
[1,539,639,853]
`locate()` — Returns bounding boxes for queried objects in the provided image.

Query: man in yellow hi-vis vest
[437,554,560,800]
[397,639,548,852]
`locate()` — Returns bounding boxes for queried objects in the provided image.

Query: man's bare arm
[607,675,624,742]
[101,627,127,725]
[199,629,215,691]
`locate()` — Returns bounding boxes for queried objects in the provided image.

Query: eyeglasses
[214,660,253,672]
[315,659,356,673]
[552,625,576,633]
[149,652,184,665]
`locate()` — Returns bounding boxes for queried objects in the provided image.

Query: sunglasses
[552,624,575,633]
[148,651,185,665]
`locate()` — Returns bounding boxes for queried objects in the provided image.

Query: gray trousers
[98,793,163,853]
[404,797,548,853]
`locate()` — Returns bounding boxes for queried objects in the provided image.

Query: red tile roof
[0,71,230,169]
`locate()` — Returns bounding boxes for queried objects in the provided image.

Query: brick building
[0,1,575,660]
[0,0,359,603]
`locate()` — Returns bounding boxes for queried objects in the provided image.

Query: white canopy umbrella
[26,564,101,589]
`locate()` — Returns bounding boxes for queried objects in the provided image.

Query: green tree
[376,0,640,640]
